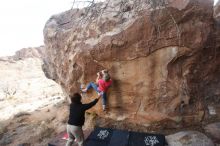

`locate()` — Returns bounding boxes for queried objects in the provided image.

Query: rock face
[214,0,220,18]
[43,0,220,125]
[215,0,220,50]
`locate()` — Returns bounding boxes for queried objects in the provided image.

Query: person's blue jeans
[86,82,107,106]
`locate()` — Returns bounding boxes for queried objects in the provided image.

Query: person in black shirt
[66,93,100,146]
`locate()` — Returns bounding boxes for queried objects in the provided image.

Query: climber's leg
[102,92,107,111]
[82,82,99,93]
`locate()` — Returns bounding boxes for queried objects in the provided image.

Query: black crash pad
[49,127,166,146]
[85,127,166,146]
[108,129,129,146]
[128,131,165,146]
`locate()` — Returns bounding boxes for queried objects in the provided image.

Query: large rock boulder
[166,131,214,146]
[43,0,219,125]
[204,122,220,142]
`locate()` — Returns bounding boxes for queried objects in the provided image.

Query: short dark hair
[103,73,110,82]
[70,93,82,103]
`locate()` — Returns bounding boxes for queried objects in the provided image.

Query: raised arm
[83,97,100,111]
[96,72,101,84]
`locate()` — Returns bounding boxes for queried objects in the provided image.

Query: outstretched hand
[97,93,102,100]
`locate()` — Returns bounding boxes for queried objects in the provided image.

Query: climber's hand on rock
[97,93,102,98]
[97,72,102,77]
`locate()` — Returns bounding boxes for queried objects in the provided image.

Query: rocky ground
[4,101,220,145]
[0,100,67,146]
[0,94,220,146]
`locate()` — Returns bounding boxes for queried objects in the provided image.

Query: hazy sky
[0,0,98,57]
[0,0,218,57]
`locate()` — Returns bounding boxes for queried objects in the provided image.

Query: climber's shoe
[81,89,87,93]
[102,105,107,111]
[80,84,87,93]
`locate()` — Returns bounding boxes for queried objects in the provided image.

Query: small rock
[41,121,46,125]
[166,131,214,146]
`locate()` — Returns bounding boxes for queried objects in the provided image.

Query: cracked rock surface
[43,0,220,125]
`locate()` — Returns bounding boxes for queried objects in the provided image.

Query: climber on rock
[66,93,100,146]
[81,69,112,111]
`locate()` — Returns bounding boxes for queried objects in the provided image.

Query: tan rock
[43,0,219,125]
[204,122,220,142]
[166,131,214,146]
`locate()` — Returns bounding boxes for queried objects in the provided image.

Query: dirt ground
[0,99,68,146]
[0,100,220,146]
